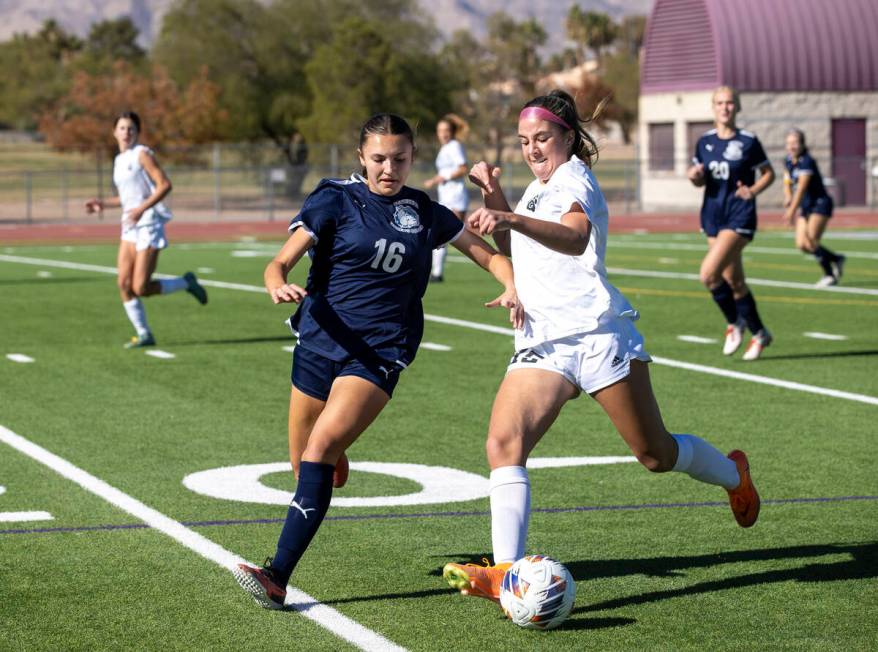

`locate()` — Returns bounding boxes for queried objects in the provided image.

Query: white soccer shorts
[506,318,652,395]
[121,220,169,251]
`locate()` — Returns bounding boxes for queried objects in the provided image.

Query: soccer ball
[499,554,576,630]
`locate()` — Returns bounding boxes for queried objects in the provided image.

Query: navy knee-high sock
[271,461,334,585]
[812,245,838,275]
[735,292,765,335]
[710,280,739,324]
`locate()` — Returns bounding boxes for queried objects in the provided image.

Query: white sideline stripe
[803,332,848,341]
[677,335,717,344]
[0,511,53,523]
[145,350,176,360]
[420,342,452,351]
[651,357,878,406]
[605,267,878,296]
[0,426,406,652]
[1,254,875,406]
[611,240,878,260]
[282,345,296,353]
[6,354,35,363]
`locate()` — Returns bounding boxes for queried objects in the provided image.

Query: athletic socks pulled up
[158,276,188,294]
[122,298,150,336]
[734,292,765,335]
[812,246,840,276]
[490,465,530,564]
[672,434,740,490]
[270,461,334,585]
[710,281,738,324]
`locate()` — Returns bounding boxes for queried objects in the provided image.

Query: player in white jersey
[86,112,207,348]
[424,114,469,282]
[443,90,761,606]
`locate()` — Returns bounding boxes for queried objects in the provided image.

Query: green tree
[0,20,82,130]
[302,15,452,146]
[618,15,647,57]
[80,17,146,71]
[601,50,640,143]
[566,8,617,66]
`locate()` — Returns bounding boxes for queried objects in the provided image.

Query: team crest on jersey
[527,192,544,212]
[391,199,423,233]
[723,141,744,161]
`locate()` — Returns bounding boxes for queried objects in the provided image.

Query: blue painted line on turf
[1,495,876,536]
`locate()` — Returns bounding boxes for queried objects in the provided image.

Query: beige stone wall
[639,90,878,210]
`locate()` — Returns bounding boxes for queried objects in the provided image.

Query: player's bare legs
[288,383,354,487]
[445,369,577,602]
[485,369,579,469]
[593,360,758,525]
[590,360,676,471]
[701,230,749,299]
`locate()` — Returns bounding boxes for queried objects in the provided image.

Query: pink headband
[519,106,572,131]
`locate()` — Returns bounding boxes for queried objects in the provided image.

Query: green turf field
[1,228,876,651]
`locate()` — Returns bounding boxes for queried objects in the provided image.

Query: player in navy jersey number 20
[232,113,522,610]
[783,128,845,287]
[688,86,775,361]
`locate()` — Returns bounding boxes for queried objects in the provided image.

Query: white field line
[145,350,176,360]
[609,240,878,260]
[6,354,35,363]
[1,254,876,406]
[803,332,848,341]
[605,267,878,296]
[420,342,452,351]
[0,511,53,522]
[0,426,406,652]
[677,335,717,344]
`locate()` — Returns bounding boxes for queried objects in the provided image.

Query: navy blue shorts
[291,345,404,401]
[800,196,833,218]
[701,208,757,240]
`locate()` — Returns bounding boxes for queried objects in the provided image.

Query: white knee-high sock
[431,246,447,277]
[122,298,151,336]
[672,434,740,489]
[490,465,530,564]
[159,276,188,294]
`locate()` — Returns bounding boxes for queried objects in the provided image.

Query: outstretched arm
[264,228,315,304]
[451,229,523,329]
[467,202,591,257]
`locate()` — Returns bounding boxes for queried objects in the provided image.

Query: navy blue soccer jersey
[784,152,829,209]
[693,129,770,236]
[288,175,464,365]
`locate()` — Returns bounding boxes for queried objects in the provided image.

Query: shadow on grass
[763,349,878,361]
[569,541,876,614]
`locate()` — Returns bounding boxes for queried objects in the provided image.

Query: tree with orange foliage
[38,61,228,158]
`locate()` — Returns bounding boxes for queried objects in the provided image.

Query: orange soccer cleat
[233,559,287,609]
[443,559,513,603]
[726,450,760,528]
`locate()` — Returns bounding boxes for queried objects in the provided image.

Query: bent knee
[131,281,149,297]
[486,433,525,467]
[700,271,721,288]
[637,452,675,473]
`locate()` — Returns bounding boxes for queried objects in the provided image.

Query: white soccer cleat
[816,275,837,287]
[722,320,745,355]
[742,329,772,361]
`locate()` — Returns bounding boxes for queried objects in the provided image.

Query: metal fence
[2,141,876,224]
[0,142,640,224]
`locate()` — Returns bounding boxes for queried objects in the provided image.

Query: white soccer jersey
[511,155,638,349]
[113,144,171,225]
[435,139,468,212]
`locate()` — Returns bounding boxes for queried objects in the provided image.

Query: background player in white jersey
[424,114,469,282]
[443,90,760,606]
[687,87,775,360]
[85,111,207,348]
[782,128,845,286]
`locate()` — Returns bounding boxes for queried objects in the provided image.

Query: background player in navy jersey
[687,86,775,361]
[232,113,522,609]
[783,128,845,286]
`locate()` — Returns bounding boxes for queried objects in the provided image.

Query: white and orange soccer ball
[499,554,576,630]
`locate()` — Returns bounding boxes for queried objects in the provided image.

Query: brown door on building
[831,118,866,205]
